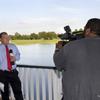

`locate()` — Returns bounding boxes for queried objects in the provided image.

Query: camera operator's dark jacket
[54,36,100,100]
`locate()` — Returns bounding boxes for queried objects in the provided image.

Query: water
[17,44,56,67]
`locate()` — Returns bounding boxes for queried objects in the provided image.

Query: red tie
[5,45,12,71]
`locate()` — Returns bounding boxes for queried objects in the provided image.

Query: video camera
[58,25,84,46]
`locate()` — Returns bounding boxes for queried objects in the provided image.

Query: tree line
[10,29,83,40]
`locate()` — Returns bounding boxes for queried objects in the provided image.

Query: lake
[17,44,56,67]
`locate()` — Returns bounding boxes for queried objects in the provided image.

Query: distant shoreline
[11,39,59,45]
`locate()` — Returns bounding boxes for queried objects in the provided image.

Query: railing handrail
[17,64,57,70]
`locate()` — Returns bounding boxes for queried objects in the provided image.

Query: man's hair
[0,32,8,38]
[84,18,100,36]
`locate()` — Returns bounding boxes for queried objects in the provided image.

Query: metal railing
[10,65,62,100]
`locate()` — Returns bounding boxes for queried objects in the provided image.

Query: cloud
[55,6,83,14]
[18,17,57,25]
[95,0,100,1]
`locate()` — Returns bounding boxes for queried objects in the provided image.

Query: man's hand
[10,56,16,62]
[56,41,63,49]
[55,41,63,52]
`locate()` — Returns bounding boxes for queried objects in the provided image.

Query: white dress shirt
[0,43,20,71]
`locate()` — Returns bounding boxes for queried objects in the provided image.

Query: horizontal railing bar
[17,64,56,70]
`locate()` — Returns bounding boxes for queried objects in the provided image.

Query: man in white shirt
[0,32,23,100]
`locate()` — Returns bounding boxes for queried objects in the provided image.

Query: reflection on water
[17,44,55,67]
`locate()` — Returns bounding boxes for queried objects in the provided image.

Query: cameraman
[53,18,100,100]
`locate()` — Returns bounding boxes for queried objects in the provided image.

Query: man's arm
[53,48,66,71]
[14,45,20,61]
[10,44,20,62]
[53,41,69,71]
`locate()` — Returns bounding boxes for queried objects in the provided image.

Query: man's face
[0,34,10,45]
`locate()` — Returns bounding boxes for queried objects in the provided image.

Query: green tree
[14,32,22,39]
[30,33,39,39]
[47,32,58,40]
[38,32,47,40]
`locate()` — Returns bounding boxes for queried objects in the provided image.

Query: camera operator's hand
[55,41,64,52]
[56,41,63,49]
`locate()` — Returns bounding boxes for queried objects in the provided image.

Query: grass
[11,39,59,45]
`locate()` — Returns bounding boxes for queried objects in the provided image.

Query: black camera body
[58,25,84,46]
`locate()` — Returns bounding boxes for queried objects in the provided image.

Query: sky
[0,0,100,34]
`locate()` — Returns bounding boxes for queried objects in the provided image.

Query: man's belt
[0,69,17,73]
